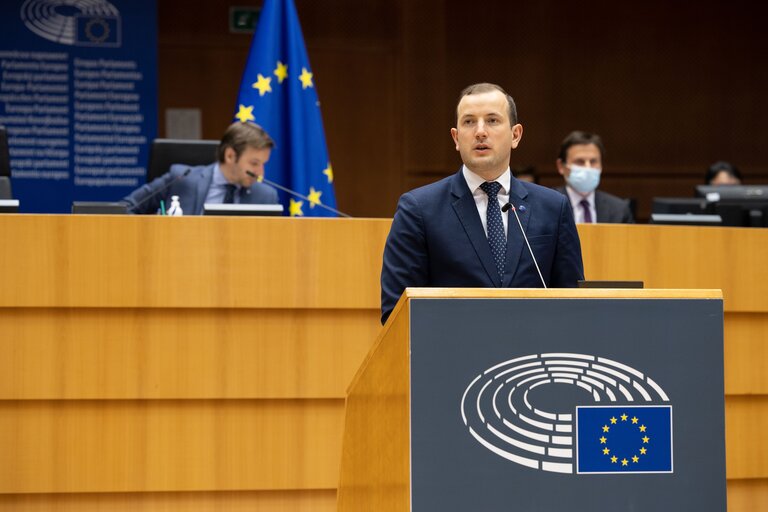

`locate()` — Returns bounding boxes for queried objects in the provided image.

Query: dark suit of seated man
[123,122,278,215]
[380,83,584,324]
[554,130,634,224]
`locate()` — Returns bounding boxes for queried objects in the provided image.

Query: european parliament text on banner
[233,0,337,217]
[0,0,157,213]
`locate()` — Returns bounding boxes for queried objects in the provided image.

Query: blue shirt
[204,164,242,204]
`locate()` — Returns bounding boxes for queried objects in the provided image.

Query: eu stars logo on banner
[576,405,673,474]
[232,0,338,217]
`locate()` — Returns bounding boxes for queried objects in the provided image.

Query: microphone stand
[246,171,351,218]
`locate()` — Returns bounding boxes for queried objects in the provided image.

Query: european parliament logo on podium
[460,352,674,476]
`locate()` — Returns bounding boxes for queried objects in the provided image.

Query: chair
[0,126,10,178]
[146,139,219,183]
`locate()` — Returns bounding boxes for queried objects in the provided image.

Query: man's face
[450,90,523,180]
[224,146,271,187]
[557,143,602,178]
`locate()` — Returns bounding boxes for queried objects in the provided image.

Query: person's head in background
[556,131,605,196]
[514,165,539,184]
[705,161,742,185]
[217,121,275,187]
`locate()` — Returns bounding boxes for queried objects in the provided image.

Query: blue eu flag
[233,0,337,217]
[576,406,673,474]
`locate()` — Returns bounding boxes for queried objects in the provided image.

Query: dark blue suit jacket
[123,163,278,215]
[381,170,584,323]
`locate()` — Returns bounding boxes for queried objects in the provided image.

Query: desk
[0,217,765,510]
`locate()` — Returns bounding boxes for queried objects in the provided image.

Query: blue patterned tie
[480,181,506,283]
[223,184,237,204]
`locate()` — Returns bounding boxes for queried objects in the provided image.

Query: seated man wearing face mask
[554,131,634,224]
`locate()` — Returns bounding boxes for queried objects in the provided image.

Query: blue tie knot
[480,181,502,198]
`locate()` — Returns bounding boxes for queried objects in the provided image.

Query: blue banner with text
[0,0,157,213]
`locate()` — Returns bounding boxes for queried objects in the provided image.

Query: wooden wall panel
[0,399,343,494]
[0,309,378,400]
[727,479,768,512]
[726,396,768,479]
[724,313,768,395]
[0,490,336,512]
[578,224,768,312]
[2,217,766,509]
[0,216,390,308]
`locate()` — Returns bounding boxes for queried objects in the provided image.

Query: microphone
[502,202,547,288]
[246,170,352,218]
[127,168,191,213]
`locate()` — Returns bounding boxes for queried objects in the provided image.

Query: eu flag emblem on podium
[576,406,673,474]
[233,0,338,217]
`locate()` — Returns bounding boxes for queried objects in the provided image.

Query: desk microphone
[245,170,351,218]
[502,202,547,288]
[127,168,191,213]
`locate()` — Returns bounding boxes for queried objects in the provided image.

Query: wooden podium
[338,288,726,511]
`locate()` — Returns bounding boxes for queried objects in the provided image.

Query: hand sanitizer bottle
[167,195,183,216]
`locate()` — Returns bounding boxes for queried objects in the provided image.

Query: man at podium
[380,83,584,323]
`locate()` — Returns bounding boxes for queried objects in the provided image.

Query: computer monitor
[0,199,19,213]
[650,213,723,226]
[146,139,219,183]
[694,185,768,227]
[695,184,768,201]
[71,201,129,214]
[651,197,712,215]
[203,203,284,216]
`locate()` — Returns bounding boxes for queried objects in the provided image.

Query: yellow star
[602,447,610,455]
[308,187,322,208]
[621,458,629,466]
[631,416,639,424]
[639,425,647,432]
[322,163,333,183]
[642,435,650,443]
[299,67,313,89]
[610,417,617,424]
[611,455,618,464]
[640,447,647,455]
[274,61,288,83]
[235,104,255,123]
[599,436,607,444]
[602,425,610,433]
[632,455,640,463]
[252,73,272,96]
[289,198,304,217]
[621,413,628,422]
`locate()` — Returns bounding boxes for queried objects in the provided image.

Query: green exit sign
[229,6,261,33]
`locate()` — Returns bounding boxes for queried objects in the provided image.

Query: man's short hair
[217,122,275,162]
[705,161,743,184]
[456,83,519,126]
[558,131,606,163]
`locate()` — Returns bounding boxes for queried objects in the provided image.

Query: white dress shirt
[204,163,242,204]
[462,166,511,236]
[564,185,596,224]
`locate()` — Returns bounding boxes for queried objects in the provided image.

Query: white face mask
[566,165,601,194]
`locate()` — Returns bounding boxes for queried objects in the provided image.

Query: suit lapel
[450,170,500,287]
[504,177,530,287]
[594,190,608,223]
[194,165,215,215]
